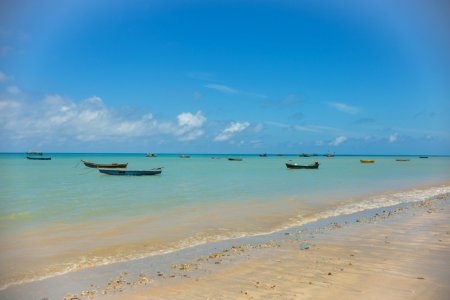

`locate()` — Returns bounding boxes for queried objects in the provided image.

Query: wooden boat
[99,168,162,176]
[81,160,128,168]
[360,160,375,163]
[179,155,191,158]
[27,156,51,160]
[286,160,319,169]
[26,151,43,156]
[396,158,410,162]
[228,157,243,161]
[145,153,157,157]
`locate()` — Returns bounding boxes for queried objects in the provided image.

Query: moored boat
[419,156,429,158]
[259,153,268,157]
[81,160,128,168]
[228,157,243,161]
[286,160,319,169]
[145,153,157,157]
[299,153,311,157]
[179,155,191,158]
[26,151,43,156]
[26,156,51,160]
[396,158,410,162]
[360,159,375,163]
[99,168,162,176]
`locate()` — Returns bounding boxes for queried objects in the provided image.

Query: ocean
[0,153,449,289]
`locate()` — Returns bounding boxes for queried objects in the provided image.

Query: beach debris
[136,274,151,285]
[328,272,332,276]
[299,242,310,250]
[416,277,425,280]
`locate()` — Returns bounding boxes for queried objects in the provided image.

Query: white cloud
[0,71,12,82]
[175,111,207,141]
[388,133,398,143]
[205,84,238,94]
[0,94,173,144]
[7,85,21,95]
[329,136,348,146]
[205,83,267,99]
[214,121,250,141]
[328,102,359,114]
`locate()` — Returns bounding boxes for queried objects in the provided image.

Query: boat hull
[26,156,51,160]
[360,160,375,163]
[99,168,162,176]
[81,160,128,168]
[286,162,319,169]
[228,158,243,161]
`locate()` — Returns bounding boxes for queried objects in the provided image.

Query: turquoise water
[0,153,449,288]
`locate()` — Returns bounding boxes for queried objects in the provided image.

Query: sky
[0,0,449,154]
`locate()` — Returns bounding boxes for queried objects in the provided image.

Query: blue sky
[0,0,449,154]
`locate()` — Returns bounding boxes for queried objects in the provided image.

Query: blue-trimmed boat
[26,156,51,160]
[99,168,162,176]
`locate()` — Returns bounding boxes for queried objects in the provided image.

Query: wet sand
[103,195,450,300]
[2,194,449,300]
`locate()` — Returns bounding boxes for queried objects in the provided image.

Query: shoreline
[1,187,449,299]
[0,182,448,292]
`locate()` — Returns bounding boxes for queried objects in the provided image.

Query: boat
[396,158,410,162]
[228,158,243,161]
[27,156,51,160]
[286,160,319,169]
[81,160,128,168]
[26,151,43,156]
[360,160,375,163]
[276,154,284,156]
[99,168,162,176]
[299,153,311,157]
[145,153,157,157]
[259,153,268,157]
[419,156,429,158]
[324,153,335,157]
[179,155,191,158]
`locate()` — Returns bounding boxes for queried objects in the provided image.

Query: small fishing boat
[419,156,429,158]
[27,156,51,160]
[179,155,191,158]
[259,153,268,157]
[324,153,335,157]
[276,154,284,156]
[228,157,243,161]
[99,168,162,176]
[360,160,375,163]
[396,158,410,162]
[81,160,128,168]
[26,151,43,156]
[299,153,311,157]
[145,153,157,157]
[286,160,319,169]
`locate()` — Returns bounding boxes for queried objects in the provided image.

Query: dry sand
[99,196,450,300]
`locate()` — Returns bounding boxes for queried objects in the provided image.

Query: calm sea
[0,153,449,289]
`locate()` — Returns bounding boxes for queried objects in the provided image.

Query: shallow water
[0,153,449,288]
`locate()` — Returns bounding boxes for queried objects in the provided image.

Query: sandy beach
[42,193,448,300]
[1,190,448,300]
